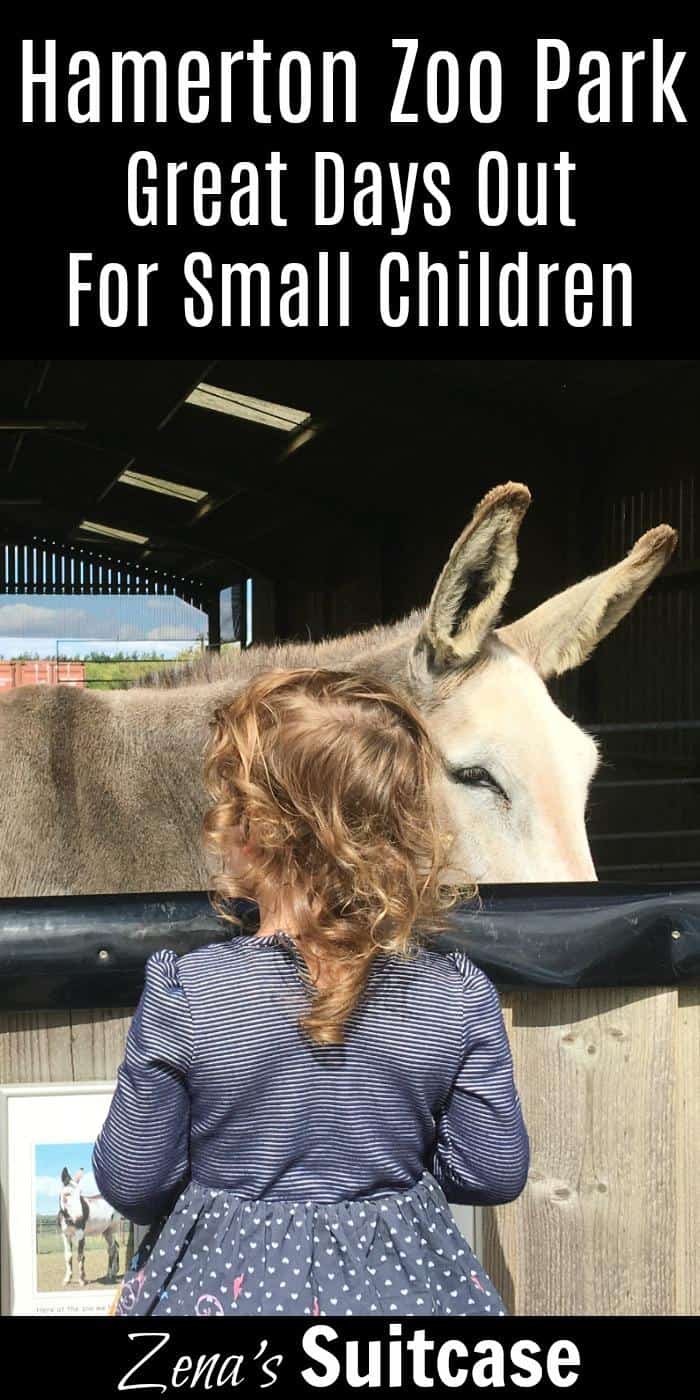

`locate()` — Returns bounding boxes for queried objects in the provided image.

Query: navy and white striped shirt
[92,933,529,1225]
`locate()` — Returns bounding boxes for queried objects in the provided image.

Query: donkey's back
[0,681,213,897]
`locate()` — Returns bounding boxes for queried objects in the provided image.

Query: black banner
[1,23,696,353]
[1,1315,697,1396]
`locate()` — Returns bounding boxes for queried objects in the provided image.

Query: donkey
[57,1166,120,1287]
[0,482,676,897]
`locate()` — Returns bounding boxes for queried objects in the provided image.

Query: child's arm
[431,953,530,1206]
[92,949,193,1225]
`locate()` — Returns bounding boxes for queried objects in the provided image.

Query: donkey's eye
[450,765,509,802]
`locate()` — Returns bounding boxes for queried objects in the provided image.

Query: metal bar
[597,862,700,873]
[207,590,221,654]
[594,778,700,789]
[587,721,700,733]
[591,830,700,842]
[0,884,698,1011]
[0,417,85,431]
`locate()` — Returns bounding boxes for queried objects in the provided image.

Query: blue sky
[0,593,208,659]
[35,1142,98,1215]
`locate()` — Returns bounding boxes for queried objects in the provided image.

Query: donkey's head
[404,483,677,883]
[59,1166,85,1224]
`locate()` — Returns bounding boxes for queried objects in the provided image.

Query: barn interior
[0,356,697,881]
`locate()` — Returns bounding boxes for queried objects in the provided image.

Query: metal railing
[55,637,207,689]
[585,719,699,875]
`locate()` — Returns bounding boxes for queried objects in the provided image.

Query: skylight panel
[186,383,311,432]
[118,469,208,503]
[78,520,149,545]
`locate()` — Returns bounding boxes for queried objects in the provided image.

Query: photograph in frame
[0,1081,143,1316]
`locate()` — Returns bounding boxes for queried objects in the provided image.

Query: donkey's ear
[497,524,678,678]
[61,1167,71,1185]
[410,482,531,682]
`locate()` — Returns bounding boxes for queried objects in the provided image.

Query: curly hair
[203,667,473,1046]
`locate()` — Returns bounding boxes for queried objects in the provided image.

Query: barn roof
[0,358,697,606]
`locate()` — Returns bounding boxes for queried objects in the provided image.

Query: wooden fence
[2,982,698,1315]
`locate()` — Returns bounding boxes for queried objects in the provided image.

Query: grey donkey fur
[0,483,676,897]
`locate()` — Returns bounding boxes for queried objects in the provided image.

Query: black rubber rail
[0,883,699,1011]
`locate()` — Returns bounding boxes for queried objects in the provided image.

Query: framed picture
[0,1081,144,1317]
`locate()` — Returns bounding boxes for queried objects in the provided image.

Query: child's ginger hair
[203,667,469,1046]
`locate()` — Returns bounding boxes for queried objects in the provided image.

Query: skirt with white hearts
[113,1169,506,1317]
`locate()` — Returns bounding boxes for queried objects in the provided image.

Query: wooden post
[206,589,221,653]
[249,571,276,645]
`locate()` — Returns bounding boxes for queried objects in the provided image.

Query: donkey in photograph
[57,1166,120,1287]
[0,482,677,898]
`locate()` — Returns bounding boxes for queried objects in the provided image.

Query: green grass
[36,1218,132,1291]
[84,660,174,689]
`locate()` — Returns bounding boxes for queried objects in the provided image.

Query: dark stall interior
[1,357,698,881]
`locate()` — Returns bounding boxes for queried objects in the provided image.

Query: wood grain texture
[0,1012,74,1084]
[0,1009,132,1085]
[676,985,700,1315]
[68,1009,132,1082]
[481,987,680,1316]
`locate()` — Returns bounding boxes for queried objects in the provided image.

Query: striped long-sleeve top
[92,931,529,1225]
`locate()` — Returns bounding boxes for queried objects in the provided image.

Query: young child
[93,667,529,1318]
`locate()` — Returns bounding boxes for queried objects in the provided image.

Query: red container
[0,660,86,688]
